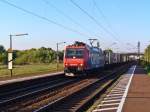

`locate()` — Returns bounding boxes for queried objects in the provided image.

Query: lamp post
[56,42,66,71]
[8,33,28,77]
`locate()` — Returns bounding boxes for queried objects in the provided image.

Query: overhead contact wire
[0,0,91,38]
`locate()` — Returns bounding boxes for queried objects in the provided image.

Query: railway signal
[8,48,13,77]
[8,33,28,77]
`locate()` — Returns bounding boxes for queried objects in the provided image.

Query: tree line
[0,45,63,65]
[144,45,150,64]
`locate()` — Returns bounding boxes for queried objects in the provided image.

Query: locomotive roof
[66,41,89,49]
[65,41,103,52]
[66,45,86,48]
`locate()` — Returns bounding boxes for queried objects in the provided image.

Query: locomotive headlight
[65,63,68,66]
[80,63,83,66]
[78,64,84,71]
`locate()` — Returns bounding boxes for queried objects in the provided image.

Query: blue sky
[0,0,150,53]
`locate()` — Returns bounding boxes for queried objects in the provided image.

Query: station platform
[92,65,149,112]
[0,71,63,86]
[122,66,150,112]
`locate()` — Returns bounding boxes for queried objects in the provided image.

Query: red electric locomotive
[64,41,105,76]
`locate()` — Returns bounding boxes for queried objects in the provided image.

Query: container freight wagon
[120,54,129,62]
[64,41,105,76]
[104,51,121,64]
[113,53,121,63]
[103,50,115,64]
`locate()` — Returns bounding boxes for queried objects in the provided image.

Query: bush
[0,46,64,65]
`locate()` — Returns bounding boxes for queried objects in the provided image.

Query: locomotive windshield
[66,48,84,58]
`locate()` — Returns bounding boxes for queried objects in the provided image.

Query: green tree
[0,45,7,64]
[12,47,63,65]
[0,52,7,64]
[0,45,5,54]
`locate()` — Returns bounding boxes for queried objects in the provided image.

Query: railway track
[0,77,67,100]
[35,65,130,112]
[91,65,136,112]
[0,64,131,112]
[0,73,64,95]
[0,77,79,110]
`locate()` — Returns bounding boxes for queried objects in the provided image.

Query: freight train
[64,41,129,76]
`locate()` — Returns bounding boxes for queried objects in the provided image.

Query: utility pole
[56,43,59,71]
[137,41,140,64]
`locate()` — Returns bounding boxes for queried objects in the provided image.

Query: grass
[143,64,150,76]
[0,63,64,79]
[140,61,150,76]
[144,65,150,76]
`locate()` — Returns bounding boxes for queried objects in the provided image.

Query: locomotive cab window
[65,48,84,58]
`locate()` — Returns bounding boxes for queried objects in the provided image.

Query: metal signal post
[8,33,28,77]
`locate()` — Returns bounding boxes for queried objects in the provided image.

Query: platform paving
[0,71,63,86]
[92,65,136,112]
[122,66,150,112]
